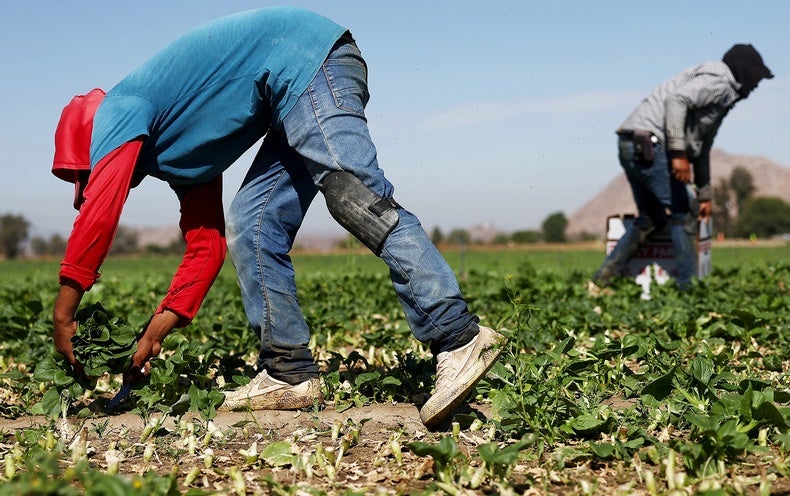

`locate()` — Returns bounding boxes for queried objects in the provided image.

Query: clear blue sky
[2,1,787,239]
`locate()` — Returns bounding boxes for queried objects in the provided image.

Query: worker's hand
[671,157,692,183]
[53,281,87,381]
[698,200,712,222]
[123,310,179,386]
[53,315,88,379]
[123,337,158,386]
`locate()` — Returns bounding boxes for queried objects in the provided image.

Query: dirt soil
[1,403,495,494]
[4,402,790,495]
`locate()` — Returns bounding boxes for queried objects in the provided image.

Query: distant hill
[133,149,789,246]
[136,226,182,248]
[566,149,790,239]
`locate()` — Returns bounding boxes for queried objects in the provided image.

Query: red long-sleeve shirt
[59,139,227,327]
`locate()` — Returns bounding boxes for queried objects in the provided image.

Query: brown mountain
[566,149,790,239]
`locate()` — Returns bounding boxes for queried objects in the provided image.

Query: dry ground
[5,402,790,495]
[1,402,480,494]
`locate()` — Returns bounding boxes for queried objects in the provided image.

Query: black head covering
[722,44,773,99]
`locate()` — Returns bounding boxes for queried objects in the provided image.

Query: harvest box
[605,214,712,296]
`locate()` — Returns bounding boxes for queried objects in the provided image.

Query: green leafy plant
[1,250,789,494]
[132,335,225,420]
[31,303,138,418]
[409,436,465,486]
[477,436,533,480]
[70,302,137,377]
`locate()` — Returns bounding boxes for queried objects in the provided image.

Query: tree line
[712,165,790,239]
[427,212,572,247]
[0,220,186,260]
[1,166,788,260]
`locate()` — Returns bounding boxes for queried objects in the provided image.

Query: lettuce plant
[32,303,137,418]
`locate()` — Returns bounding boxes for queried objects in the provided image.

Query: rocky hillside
[566,149,790,239]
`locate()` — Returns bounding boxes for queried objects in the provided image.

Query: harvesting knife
[106,364,145,411]
[106,383,132,412]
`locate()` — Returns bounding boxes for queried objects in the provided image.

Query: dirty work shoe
[218,370,323,411]
[591,264,618,288]
[419,326,506,428]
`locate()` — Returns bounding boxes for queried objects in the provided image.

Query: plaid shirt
[619,61,741,200]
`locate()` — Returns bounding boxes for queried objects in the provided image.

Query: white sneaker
[419,326,506,428]
[218,370,323,411]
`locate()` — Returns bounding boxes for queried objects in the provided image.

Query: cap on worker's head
[52,88,105,209]
[722,44,773,99]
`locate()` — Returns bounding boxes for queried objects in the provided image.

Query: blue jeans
[594,136,696,287]
[226,40,478,384]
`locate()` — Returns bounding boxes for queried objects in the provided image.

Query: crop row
[0,254,789,493]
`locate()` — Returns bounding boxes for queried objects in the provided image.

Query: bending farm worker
[591,44,772,291]
[51,7,505,428]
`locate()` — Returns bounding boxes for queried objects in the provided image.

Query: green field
[4,242,787,281]
[1,243,789,494]
[290,243,790,275]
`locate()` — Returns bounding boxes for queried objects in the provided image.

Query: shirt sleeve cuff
[59,263,99,291]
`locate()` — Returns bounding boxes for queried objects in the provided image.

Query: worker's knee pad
[322,171,400,255]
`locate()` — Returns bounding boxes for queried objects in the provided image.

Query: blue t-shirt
[90,7,347,186]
